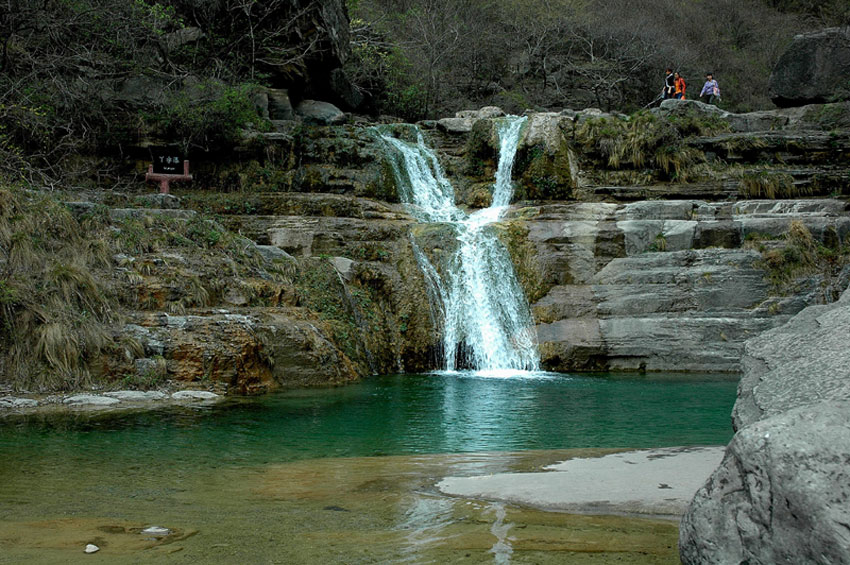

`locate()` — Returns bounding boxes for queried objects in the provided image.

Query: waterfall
[380,117,540,373]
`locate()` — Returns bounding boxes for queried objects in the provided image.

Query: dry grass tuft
[739,171,810,199]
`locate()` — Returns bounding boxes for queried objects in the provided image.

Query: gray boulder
[295,100,346,125]
[680,288,850,564]
[63,395,120,406]
[733,289,850,430]
[680,401,850,565]
[769,27,850,107]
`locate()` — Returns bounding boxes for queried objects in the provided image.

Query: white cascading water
[380,117,540,373]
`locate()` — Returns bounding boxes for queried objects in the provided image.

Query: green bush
[140,82,271,152]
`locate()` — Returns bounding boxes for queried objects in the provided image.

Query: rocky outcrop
[679,289,850,564]
[503,199,850,372]
[733,289,850,429]
[769,27,850,108]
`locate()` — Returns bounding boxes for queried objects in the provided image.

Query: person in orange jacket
[674,72,686,100]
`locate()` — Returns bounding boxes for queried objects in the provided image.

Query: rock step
[688,130,850,165]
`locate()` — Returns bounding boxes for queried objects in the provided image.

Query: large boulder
[680,288,850,564]
[295,100,346,125]
[769,27,850,108]
[680,401,850,565]
[733,289,850,430]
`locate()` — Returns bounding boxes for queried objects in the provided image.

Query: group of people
[662,68,721,104]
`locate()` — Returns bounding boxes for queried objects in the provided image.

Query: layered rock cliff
[4,100,848,394]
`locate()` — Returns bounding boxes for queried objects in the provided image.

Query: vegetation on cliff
[348,0,849,119]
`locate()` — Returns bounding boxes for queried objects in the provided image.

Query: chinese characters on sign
[146,147,192,193]
[152,151,185,175]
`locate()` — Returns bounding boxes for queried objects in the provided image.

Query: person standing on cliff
[663,68,676,99]
[674,72,686,99]
[699,73,720,104]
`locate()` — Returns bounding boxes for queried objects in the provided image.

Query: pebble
[84,544,99,553]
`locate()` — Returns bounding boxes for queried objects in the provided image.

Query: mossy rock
[495,220,551,303]
[514,143,574,200]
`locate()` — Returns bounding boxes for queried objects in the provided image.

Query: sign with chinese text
[151,148,185,175]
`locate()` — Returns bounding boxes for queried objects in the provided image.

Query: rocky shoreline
[0,389,222,415]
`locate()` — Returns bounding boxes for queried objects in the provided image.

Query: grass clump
[0,185,116,391]
[754,221,849,294]
[739,171,811,199]
[573,112,706,181]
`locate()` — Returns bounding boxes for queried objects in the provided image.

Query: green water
[0,372,736,467]
[0,372,737,564]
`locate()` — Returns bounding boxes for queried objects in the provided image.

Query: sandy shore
[437,445,725,519]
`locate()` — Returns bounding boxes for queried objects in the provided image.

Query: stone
[515,197,850,373]
[329,68,364,110]
[159,27,203,57]
[63,395,120,406]
[330,257,355,281]
[170,390,220,401]
[455,106,505,119]
[732,288,850,430]
[254,244,294,262]
[141,526,172,536]
[436,117,475,133]
[658,98,729,120]
[223,287,250,306]
[135,193,181,210]
[769,27,850,107]
[295,100,345,125]
[680,401,850,565]
[84,544,100,554]
[103,391,167,401]
[0,396,38,408]
[267,89,294,121]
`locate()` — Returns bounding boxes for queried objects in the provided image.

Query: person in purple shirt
[700,73,721,104]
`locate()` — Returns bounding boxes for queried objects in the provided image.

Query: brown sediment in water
[0,450,680,564]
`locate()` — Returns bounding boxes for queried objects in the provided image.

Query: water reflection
[0,373,737,470]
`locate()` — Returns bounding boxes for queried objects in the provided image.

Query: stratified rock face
[503,199,850,372]
[733,290,850,430]
[769,28,850,108]
[680,401,850,565]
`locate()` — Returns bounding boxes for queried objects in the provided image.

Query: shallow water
[0,372,736,563]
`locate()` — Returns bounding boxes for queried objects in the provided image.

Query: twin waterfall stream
[380,117,540,374]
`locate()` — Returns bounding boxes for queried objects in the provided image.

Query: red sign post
[145,151,193,193]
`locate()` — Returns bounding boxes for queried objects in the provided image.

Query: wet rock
[769,27,850,107]
[63,395,120,406]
